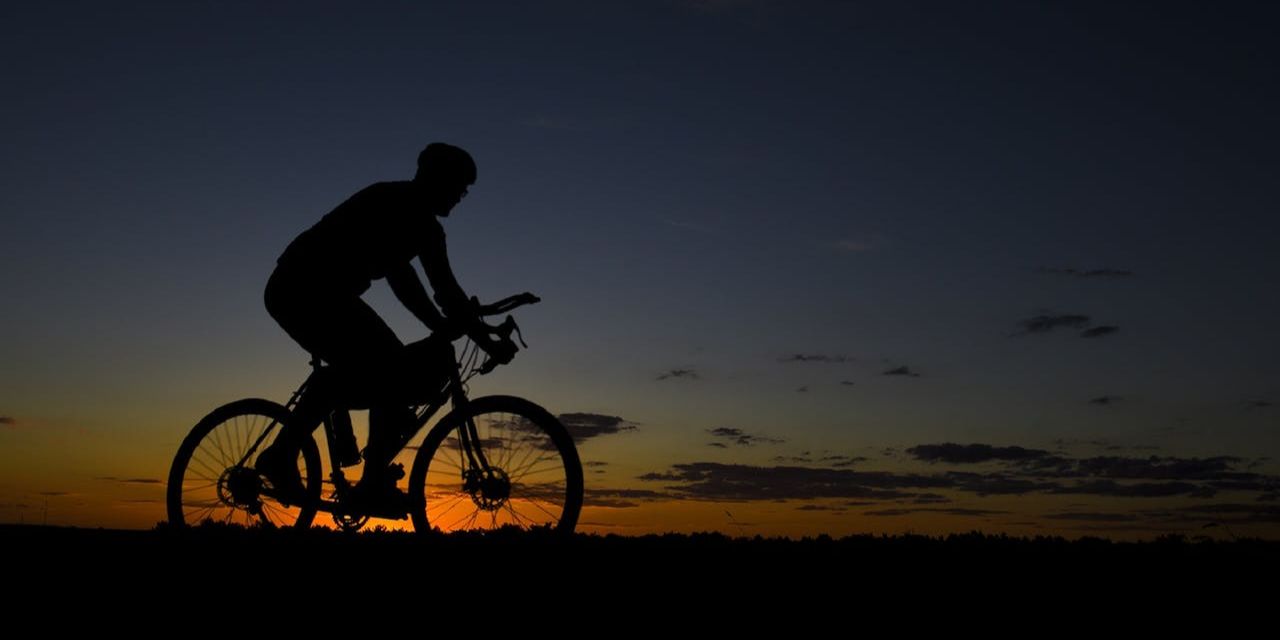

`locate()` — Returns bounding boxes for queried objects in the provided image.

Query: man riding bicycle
[255,142,514,510]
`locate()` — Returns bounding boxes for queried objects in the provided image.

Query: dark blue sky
[2,1,1278,535]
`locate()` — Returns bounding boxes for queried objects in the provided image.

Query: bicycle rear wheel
[408,395,583,534]
[166,398,322,528]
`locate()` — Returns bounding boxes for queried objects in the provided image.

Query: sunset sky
[2,1,1278,539]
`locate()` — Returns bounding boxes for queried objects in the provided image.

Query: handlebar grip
[479,292,541,316]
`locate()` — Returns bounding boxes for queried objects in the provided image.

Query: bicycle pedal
[346,486,410,519]
[337,451,364,468]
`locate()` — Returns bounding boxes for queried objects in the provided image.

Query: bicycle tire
[166,398,322,528]
[408,395,583,535]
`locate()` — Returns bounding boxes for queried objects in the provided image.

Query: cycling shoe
[255,442,306,505]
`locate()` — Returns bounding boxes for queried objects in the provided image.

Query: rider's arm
[419,236,472,321]
[386,262,449,333]
[418,233,510,356]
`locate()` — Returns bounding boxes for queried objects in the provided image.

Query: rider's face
[429,182,471,217]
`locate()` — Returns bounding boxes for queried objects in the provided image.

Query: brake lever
[500,315,528,349]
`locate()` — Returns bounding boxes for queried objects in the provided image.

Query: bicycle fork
[457,411,511,507]
[448,382,503,501]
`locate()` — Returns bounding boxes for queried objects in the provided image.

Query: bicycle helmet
[416,142,476,186]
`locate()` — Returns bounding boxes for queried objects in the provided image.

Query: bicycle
[165,293,584,534]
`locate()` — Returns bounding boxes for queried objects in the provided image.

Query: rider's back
[276,181,446,298]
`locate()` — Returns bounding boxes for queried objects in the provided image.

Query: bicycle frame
[248,353,495,519]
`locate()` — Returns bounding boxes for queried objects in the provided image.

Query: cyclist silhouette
[255,142,514,510]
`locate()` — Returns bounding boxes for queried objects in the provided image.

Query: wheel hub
[463,467,511,511]
[219,466,264,514]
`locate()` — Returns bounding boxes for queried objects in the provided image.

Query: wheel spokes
[172,402,317,530]
[423,411,570,533]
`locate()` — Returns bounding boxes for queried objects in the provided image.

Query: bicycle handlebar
[447,293,540,375]
[475,292,541,317]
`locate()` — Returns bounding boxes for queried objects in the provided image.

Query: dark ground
[6,523,1275,618]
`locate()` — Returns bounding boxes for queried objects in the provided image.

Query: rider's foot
[255,441,305,504]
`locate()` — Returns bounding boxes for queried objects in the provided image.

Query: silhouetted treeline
[5,522,1276,614]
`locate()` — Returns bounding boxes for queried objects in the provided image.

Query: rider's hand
[485,336,518,365]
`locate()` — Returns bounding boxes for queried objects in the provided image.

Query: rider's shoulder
[353,180,414,199]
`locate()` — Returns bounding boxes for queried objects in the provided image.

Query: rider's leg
[363,405,415,473]
[253,369,333,495]
[288,296,408,489]
[362,336,454,474]
[260,274,339,465]
[261,273,404,485]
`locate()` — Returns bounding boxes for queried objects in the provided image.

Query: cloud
[840,380,855,386]
[95,477,163,485]
[585,461,609,467]
[1017,314,1091,334]
[1167,503,1280,524]
[0,416,14,426]
[779,354,852,364]
[1053,438,1158,452]
[909,443,1054,464]
[709,427,744,439]
[1248,400,1274,409]
[773,455,815,465]
[795,504,845,511]
[38,491,71,497]
[1049,480,1214,498]
[920,443,1252,483]
[1208,479,1280,492]
[862,507,1009,517]
[1089,396,1123,406]
[1036,267,1134,278]
[707,427,785,447]
[584,488,672,509]
[638,462,953,502]
[1044,512,1136,522]
[558,413,637,444]
[637,447,1280,505]
[820,455,867,468]
[882,366,921,377]
[912,493,951,504]
[586,499,640,508]
[1053,438,1112,448]
[795,386,808,393]
[943,472,1056,496]
[1067,455,1247,481]
[656,368,699,381]
[1080,326,1119,338]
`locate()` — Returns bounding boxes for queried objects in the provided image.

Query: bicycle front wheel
[408,395,583,534]
[166,398,322,529]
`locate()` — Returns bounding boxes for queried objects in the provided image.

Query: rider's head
[415,143,476,217]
